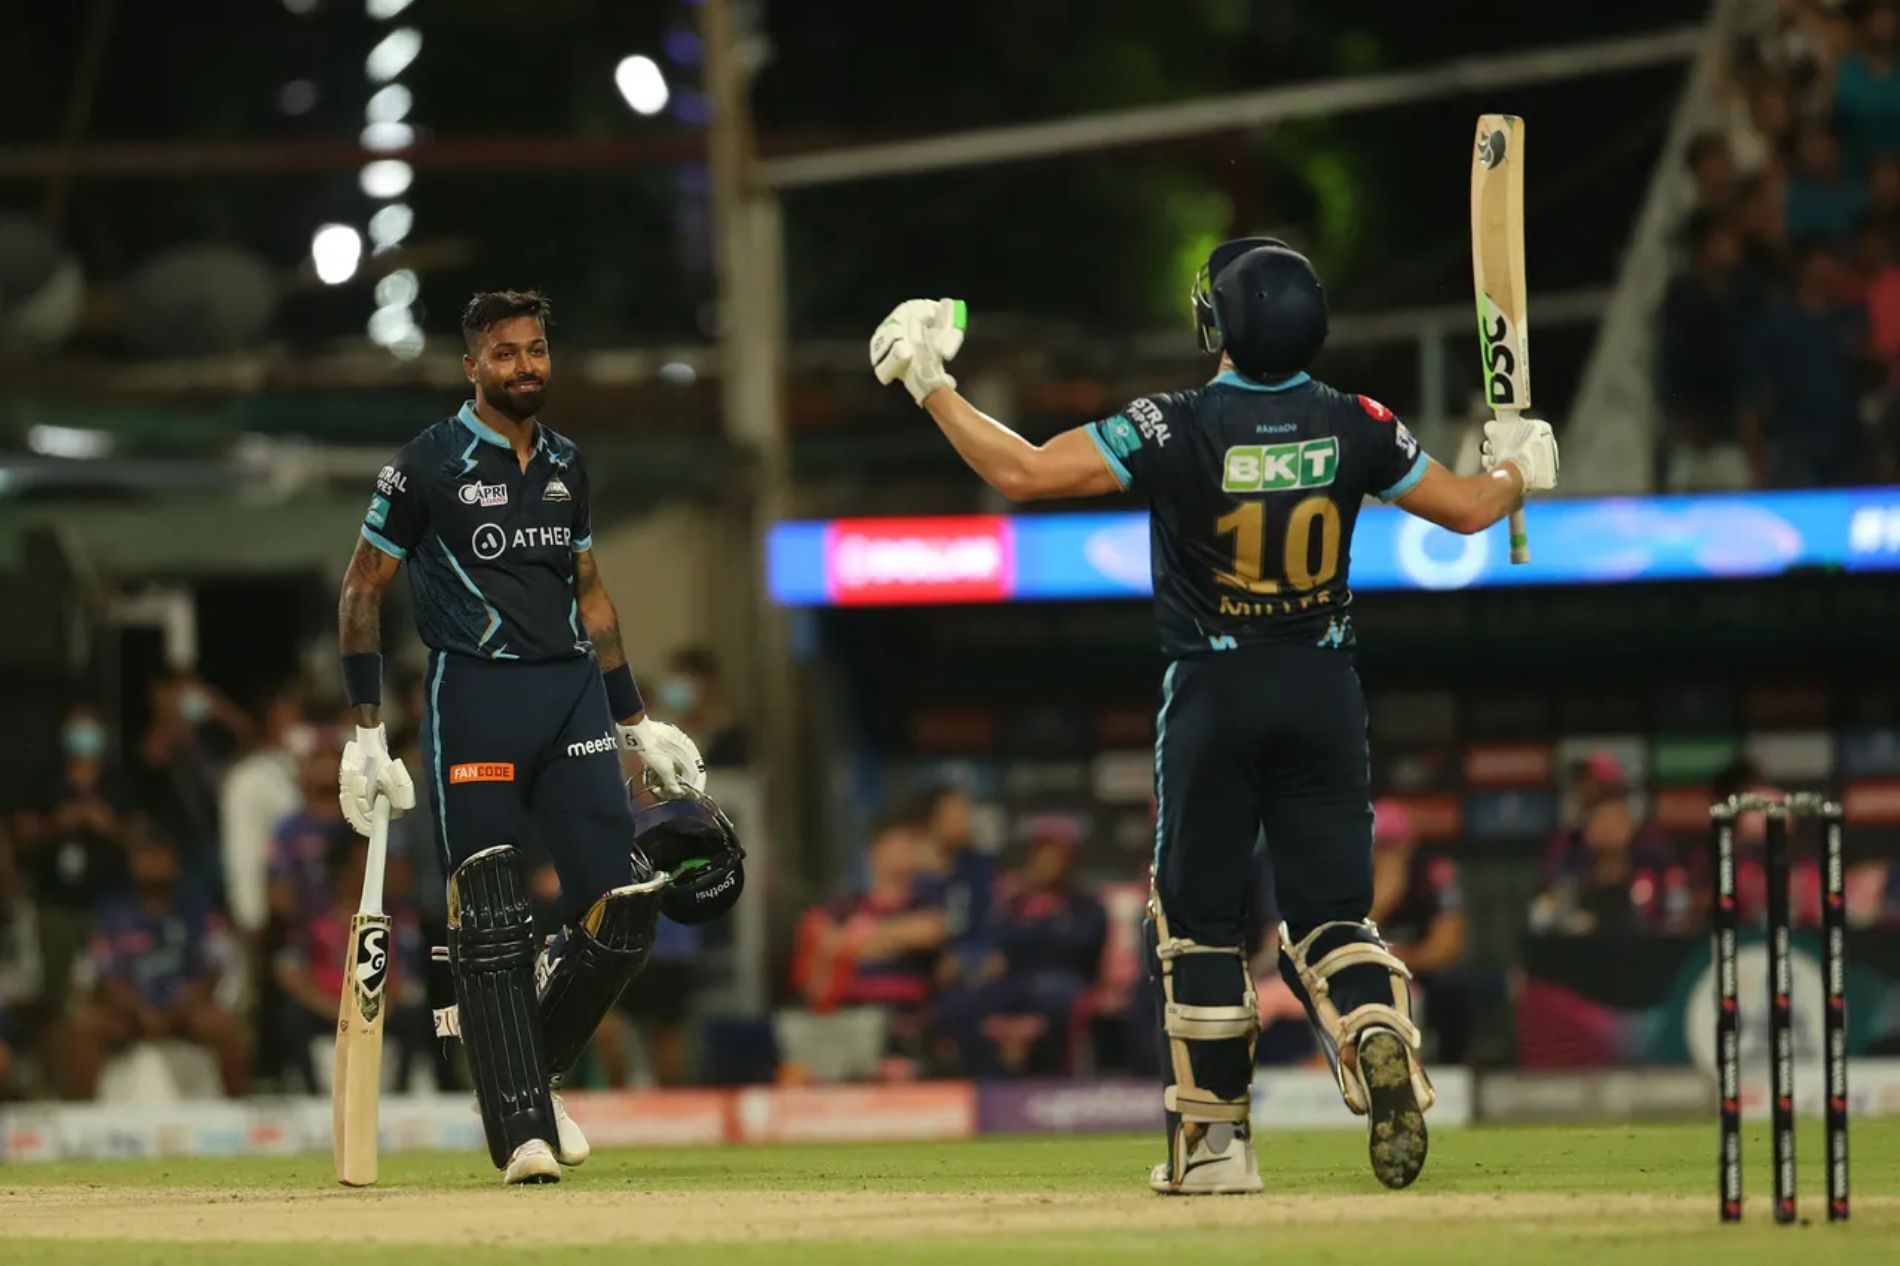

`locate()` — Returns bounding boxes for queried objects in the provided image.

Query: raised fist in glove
[869,297,966,405]
[338,723,416,836]
[1481,415,1560,493]
[618,717,708,797]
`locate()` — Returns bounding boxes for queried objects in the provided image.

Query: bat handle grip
[361,795,391,915]
[1507,506,1529,565]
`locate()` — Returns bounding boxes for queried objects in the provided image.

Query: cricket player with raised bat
[335,290,745,1186]
[871,242,1557,1193]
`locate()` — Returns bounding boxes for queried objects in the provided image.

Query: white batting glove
[338,723,416,836]
[869,298,965,405]
[618,717,708,796]
[1481,415,1559,493]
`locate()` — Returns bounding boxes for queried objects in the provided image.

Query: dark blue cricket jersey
[361,402,595,662]
[1082,370,1428,659]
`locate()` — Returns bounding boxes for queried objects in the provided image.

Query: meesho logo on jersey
[1222,437,1338,493]
[825,516,1015,606]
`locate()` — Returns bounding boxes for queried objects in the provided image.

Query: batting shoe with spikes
[1359,1027,1429,1189]
[502,1138,561,1186]
[550,1088,590,1166]
[1148,1123,1263,1195]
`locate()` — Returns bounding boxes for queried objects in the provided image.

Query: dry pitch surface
[4,1121,1895,1265]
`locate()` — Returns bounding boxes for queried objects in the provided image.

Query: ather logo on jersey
[1222,437,1337,492]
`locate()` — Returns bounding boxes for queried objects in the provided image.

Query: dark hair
[669,645,721,678]
[871,810,924,841]
[461,290,552,350]
[1684,209,1734,253]
[1685,131,1729,171]
[899,783,966,826]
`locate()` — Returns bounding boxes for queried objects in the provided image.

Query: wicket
[1708,792,1848,1224]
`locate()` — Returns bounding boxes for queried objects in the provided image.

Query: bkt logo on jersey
[1222,437,1338,492]
[458,480,509,508]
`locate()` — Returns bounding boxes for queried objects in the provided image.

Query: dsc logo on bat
[1478,300,1522,409]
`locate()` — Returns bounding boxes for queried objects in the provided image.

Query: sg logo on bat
[350,922,390,1023]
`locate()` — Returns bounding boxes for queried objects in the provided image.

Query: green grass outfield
[3,1120,1894,1265]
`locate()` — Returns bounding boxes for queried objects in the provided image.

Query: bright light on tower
[366,27,422,82]
[359,160,414,198]
[614,55,669,116]
[375,269,420,308]
[311,224,364,285]
[368,203,415,249]
[368,304,418,346]
[366,83,412,124]
[366,0,416,17]
[361,122,416,152]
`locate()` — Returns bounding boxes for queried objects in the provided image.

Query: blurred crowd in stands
[785,747,1900,1084]
[4,650,1899,1100]
[1659,0,1900,489]
[0,647,747,1102]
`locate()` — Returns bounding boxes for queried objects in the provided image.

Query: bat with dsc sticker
[333,794,391,1186]
[1470,113,1532,565]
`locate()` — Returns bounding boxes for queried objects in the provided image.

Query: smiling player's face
[465,315,551,422]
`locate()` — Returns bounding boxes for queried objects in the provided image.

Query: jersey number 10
[1213,495,1341,594]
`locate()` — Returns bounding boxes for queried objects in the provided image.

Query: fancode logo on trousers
[566,732,618,758]
[1222,437,1338,492]
[449,762,515,783]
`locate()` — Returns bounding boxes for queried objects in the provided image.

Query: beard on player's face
[479,372,548,422]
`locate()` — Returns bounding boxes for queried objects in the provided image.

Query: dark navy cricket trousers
[421,650,638,926]
[1152,643,1374,948]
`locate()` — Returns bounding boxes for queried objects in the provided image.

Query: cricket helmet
[1192,237,1328,381]
[632,788,745,925]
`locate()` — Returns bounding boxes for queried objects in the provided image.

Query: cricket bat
[1470,113,1532,565]
[333,794,391,1187]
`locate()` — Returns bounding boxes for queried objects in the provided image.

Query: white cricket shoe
[502,1138,561,1185]
[1148,1123,1263,1195]
[550,1089,590,1166]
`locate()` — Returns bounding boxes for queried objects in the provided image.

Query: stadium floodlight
[366,0,416,17]
[366,27,422,82]
[368,303,418,345]
[359,159,413,198]
[389,327,426,360]
[375,269,420,308]
[361,122,415,152]
[615,55,669,116]
[366,83,412,124]
[368,203,414,249]
[311,224,363,285]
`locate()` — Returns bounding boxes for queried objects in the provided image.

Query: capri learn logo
[1222,437,1337,492]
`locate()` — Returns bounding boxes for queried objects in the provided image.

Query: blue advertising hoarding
[767,488,1900,607]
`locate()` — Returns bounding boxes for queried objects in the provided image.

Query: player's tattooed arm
[338,538,401,726]
[572,547,628,672]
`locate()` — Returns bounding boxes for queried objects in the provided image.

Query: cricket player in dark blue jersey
[871,241,1558,1194]
[336,291,741,1184]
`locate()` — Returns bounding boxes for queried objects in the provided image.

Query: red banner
[825,516,1015,606]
